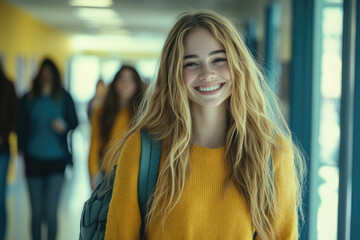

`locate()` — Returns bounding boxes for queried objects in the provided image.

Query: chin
[191,99,228,108]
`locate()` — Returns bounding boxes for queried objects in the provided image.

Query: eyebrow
[184,49,226,59]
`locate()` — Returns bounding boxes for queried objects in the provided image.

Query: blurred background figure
[0,61,18,240]
[88,65,145,190]
[17,58,78,240]
[87,79,107,119]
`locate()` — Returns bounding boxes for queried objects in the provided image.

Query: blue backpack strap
[138,130,162,239]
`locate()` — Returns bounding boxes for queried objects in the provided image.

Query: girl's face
[115,69,138,101]
[182,27,232,108]
[40,65,54,86]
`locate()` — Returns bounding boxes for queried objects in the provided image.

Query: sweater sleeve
[105,131,142,240]
[272,144,299,240]
[88,107,102,178]
[17,94,29,153]
[7,81,18,135]
[63,90,79,132]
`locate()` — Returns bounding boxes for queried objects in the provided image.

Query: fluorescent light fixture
[71,35,164,53]
[97,29,130,36]
[74,8,118,19]
[85,18,124,28]
[69,0,113,7]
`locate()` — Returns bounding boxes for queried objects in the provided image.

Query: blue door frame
[290,0,315,239]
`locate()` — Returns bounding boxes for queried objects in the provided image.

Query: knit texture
[105,131,298,240]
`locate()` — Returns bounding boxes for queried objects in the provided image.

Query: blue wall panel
[290,0,315,239]
[350,0,360,238]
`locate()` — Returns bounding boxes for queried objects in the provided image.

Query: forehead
[183,28,224,54]
[120,69,132,75]
[117,69,135,80]
[41,65,52,73]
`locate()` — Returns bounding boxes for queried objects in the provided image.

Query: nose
[199,65,215,81]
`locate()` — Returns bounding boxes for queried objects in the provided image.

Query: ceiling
[5,0,266,56]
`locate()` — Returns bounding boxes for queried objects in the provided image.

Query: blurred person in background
[0,61,18,240]
[87,78,107,119]
[88,65,145,190]
[18,58,78,240]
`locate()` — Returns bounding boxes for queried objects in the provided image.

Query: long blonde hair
[106,10,305,239]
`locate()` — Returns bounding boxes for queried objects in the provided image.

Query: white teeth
[198,84,221,92]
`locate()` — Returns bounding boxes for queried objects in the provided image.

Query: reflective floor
[5,122,92,240]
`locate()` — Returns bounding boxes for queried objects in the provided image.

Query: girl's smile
[194,82,226,95]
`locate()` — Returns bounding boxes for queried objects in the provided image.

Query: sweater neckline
[191,144,226,158]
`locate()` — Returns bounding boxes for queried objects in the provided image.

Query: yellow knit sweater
[105,132,298,239]
[88,107,130,178]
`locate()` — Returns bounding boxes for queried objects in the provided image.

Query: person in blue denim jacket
[18,58,78,240]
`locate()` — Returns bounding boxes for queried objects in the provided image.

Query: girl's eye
[213,58,227,63]
[184,62,197,68]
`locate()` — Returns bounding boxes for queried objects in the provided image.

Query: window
[315,1,343,239]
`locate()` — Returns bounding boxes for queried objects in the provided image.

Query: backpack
[79,131,162,240]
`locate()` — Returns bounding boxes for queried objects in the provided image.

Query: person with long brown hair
[88,65,145,190]
[87,78,106,119]
[18,58,78,240]
[105,10,305,239]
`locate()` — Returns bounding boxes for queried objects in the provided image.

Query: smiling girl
[104,10,305,240]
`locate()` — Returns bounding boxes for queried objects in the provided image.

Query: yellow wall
[0,0,72,183]
[0,0,71,80]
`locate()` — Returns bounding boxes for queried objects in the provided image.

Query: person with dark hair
[87,78,107,119]
[0,61,18,240]
[18,58,78,240]
[88,65,145,190]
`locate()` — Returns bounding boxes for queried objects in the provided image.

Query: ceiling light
[85,18,124,28]
[71,35,164,53]
[74,8,118,19]
[98,29,130,36]
[69,0,113,8]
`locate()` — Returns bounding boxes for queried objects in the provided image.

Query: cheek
[182,71,195,87]
[220,65,232,81]
[129,83,137,94]
[220,66,232,93]
[128,79,136,89]
[115,81,122,92]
